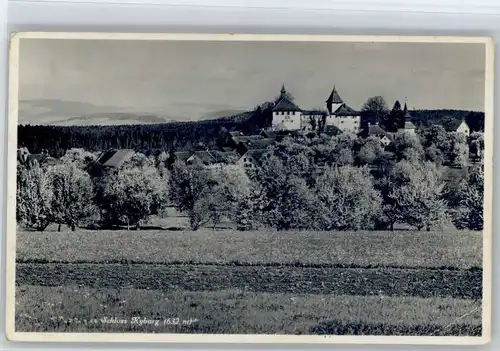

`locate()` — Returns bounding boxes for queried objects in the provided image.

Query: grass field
[15,286,481,335]
[15,229,483,335]
[17,229,482,269]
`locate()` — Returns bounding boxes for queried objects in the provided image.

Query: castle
[271,85,361,133]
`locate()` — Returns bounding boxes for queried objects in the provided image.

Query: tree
[103,163,168,229]
[253,154,317,230]
[123,152,155,169]
[389,131,425,162]
[60,148,97,170]
[355,136,384,165]
[169,161,216,230]
[308,116,318,131]
[47,163,98,231]
[381,100,403,132]
[453,164,484,230]
[469,132,484,162]
[233,182,265,231]
[448,132,468,167]
[312,133,356,167]
[16,162,53,231]
[361,96,389,126]
[421,125,450,150]
[315,166,382,230]
[203,165,254,230]
[267,138,314,179]
[380,159,448,230]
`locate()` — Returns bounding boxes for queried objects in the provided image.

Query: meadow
[15,228,483,335]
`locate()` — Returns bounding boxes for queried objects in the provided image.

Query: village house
[185,150,239,169]
[88,148,135,176]
[237,149,267,169]
[235,137,275,156]
[271,85,361,133]
[357,122,393,147]
[17,148,59,167]
[443,119,470,138]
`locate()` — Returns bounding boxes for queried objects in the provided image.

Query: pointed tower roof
[333,103,360,116]
[279,83,288,100]
[403,100,412,120]
[273,97,302,112]
[273,83,301,112]
[326,85,343,104]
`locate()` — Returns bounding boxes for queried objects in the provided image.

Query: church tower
[401,99,416,135]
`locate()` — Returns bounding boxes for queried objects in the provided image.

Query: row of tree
[361,96,485,132]
[16,132,484,232]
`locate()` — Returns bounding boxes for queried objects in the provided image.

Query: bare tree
[362,96,389,126]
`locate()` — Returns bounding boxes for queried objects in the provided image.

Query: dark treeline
[18,107,272,157]
[410,110,485,132]
[18,108,483,157]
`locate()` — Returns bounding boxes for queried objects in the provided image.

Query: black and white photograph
[5,33,493,344]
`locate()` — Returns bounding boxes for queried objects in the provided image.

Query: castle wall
[272,111,301,130]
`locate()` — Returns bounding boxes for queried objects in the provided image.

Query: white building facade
[271,85,361,133]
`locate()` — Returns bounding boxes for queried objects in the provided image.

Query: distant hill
[18,99,249,126]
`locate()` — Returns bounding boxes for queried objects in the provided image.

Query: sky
[18,38,487,125]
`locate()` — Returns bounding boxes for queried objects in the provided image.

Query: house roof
[302,110,327,116]
[241,149,268,163]
[229,131,244,137]
[333,103,360,116]
[173,151,193,162]
[403,120,416,130]
[232,135,264,144]
[272,96,302,112]
[191,150,238,165]
[326,86,343,104]
[97,149,135,168]
[359,124,392,138]
[260,129,278,138]
[443,119,468,132]
[237,137,275,156]
[244,138,275,150]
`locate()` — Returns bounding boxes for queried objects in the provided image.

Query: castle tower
[325,85,343,115]
[271,84,302,131]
